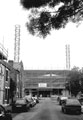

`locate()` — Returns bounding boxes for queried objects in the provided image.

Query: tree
[79,72,83,93]
[20,0,83,38]
[65,66,83,96]
[71,66,80,72]
[66,70,81,96]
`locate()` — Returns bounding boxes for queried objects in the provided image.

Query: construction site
[22,44,71,97]
[0,24,71,100]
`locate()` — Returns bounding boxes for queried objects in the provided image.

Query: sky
[0,0,83,70]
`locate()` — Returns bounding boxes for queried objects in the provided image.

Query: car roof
[16,98,24,101]
[66,99,81,105]
[60,96,68,100]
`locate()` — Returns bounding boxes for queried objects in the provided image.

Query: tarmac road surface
[13,98,83,120]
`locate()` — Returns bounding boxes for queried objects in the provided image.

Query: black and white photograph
[0,0,83,120]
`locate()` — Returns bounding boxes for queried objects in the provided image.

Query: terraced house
[0,43,10,104]
[0,43,24,105]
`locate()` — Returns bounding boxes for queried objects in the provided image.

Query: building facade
[0,60,11,104]
[0,43,23,105]
[11,61,24,98]
[23,70,70,97]
[0,43,10,104]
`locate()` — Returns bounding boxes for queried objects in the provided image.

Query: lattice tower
[66,44,70,70]
[14,25,20,62]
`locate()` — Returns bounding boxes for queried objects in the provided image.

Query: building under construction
[22,44,71,97]
[23,70,70,97]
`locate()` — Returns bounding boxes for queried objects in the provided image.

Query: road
[13,98,83,120]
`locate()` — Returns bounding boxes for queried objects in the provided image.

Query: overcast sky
[0,0,83,70]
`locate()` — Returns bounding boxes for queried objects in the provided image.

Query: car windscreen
[0,106,4,115]
[16,99,25,104]
[66,99,80,105]
[61,97,68,100]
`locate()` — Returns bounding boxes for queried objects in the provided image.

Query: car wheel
[63,108,66,114]
[30,104,32,107]
[77,110,81,115]
[62,107,64,112]
[59,102,61,105]
[6,115,12,120]
[12,106,16,113]
[24,107,28,112]
[9,116,12,120]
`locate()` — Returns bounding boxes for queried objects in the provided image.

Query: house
[0,60,10,104]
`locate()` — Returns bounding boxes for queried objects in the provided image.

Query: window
[5,89,7,101]
[6,70,8,81]
[0,65,2,74]
[0,67,1,74]
[0,88,1,99]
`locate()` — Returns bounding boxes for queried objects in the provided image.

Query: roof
[13,61,24,71]
[0,43,8,60]
[0,60,18,73]
[0,60,11,70]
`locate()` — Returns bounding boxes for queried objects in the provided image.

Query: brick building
[0,43,23,105]
[0,43,10,104]
[0,60,11,104]
[9,60,24,98]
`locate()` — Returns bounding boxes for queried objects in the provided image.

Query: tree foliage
[66,71,80,96]
[66,67,83,96]
[20,0,83,38]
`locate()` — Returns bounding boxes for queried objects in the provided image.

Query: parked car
[78,94,83,104]
[29,97,36,107]
[32,97,39,103]
[58,96,68,105]
[61,99,81,114]
[51,95,59,101]
[0,104,12,120]
[78,95,83,113]
[12,98,30,112]
[23,95,36,108]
